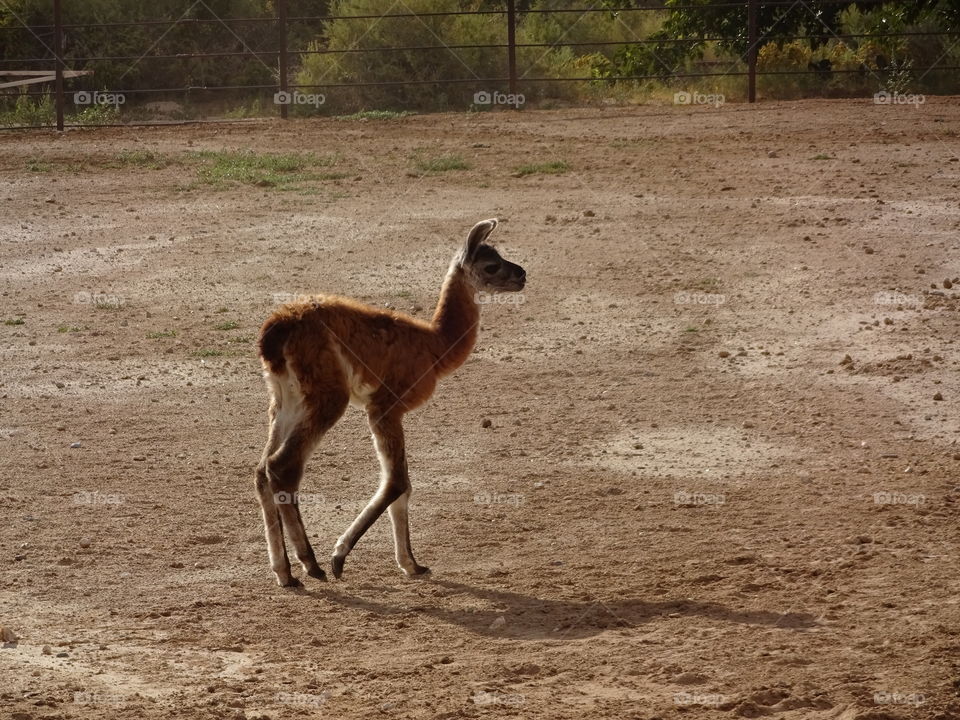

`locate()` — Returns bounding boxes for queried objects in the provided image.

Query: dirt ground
[1,99,960,720]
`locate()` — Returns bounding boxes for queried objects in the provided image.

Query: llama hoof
[278,576,303,588]
[405,565,431,578]
[307,566,327,581]
[331,555,346,580]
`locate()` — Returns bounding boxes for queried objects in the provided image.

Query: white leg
[388,491,428,576]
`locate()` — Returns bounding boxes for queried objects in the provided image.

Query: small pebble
[79,538,91,549]
[70,442,81,449]
[933,392,944,401]
[480,418,492,429]
[489,616,507,631]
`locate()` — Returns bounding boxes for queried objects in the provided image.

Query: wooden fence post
[278,0,288,119]
[507,0,517,99]
[53,0,64,130]
[747,0,759,103]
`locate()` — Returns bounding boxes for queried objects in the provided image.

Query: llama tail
[258,315,293,374]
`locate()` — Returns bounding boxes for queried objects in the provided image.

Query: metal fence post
[278,0,288,119]
[53,0,64,130]
[747,0,758,103]
[507,0,518,98]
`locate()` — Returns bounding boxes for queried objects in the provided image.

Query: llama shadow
[303,577,817,640]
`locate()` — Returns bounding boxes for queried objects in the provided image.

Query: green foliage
[109,150,172,169]
[0,91,120,127]
[1,0,958,120]
[336,110,415,120]
[0,0,277,92]
[411,152,470,174]
[191,150,338,189]
[514,160,568,176]
[297,0,595,112]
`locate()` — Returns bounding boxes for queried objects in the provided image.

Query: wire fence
[1,0,958,130]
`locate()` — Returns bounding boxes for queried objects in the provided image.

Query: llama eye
[484,264,499,274]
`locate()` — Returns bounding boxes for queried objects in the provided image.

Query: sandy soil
[1,99,960,720]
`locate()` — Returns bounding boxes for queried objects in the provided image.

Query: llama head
[459,218,526,293]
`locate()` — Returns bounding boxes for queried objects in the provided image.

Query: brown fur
[259,266,479,416]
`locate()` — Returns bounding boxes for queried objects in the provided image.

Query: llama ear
[463,218,498,260]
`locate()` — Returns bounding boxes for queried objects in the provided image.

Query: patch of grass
[58,325,82,333]
[514,160,569,176]
[146,330,177,339]
[411,153,470,175]
[812,153,833,161]
[0,94,54,127]
[227,335,253,344]
[192,348,224,358]
[109,150,171,170]
[225,96,267,119]
[336,110,414,121]
[395,290,412,298]
[190,150,338,189]
[685,326,699,333]
[1,93,118,127]
[4,317,25,325]
[214,320,239,331]
[26,158,52,172]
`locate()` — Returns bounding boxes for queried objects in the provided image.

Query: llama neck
[431,263,480,375]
